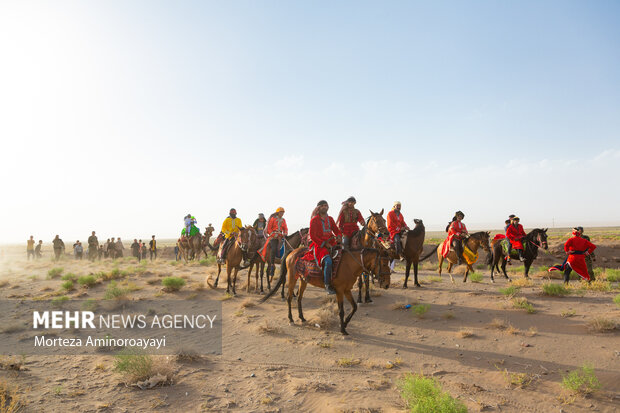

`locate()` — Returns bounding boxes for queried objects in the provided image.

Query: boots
[517,249,525,262]
[323,258,336,295]
[454,240,464,265]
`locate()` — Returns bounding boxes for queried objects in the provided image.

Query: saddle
[295,247,343,283]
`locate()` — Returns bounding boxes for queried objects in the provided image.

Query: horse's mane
[469,231,487,239]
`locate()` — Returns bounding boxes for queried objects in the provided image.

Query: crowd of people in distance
[27,232,158,262]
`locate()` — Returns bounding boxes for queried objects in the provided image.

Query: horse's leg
[287,270,296,324]
[501,258,510,281]
[260,262,265,293]
[490,252,496,282]
[337,291,348,335]
[364,272,372,303]
[357,275,363,303]
[232,266,238,296]
[297,281,307,323]
[246,263,253,293]
[214,264,221,288]
[403,261,411,289]
[413,260,421,288]
[225,264,231,294]
[524,260,531,279]
[438,256,443,277]
[343,289,358,331]
[254,262,259,293]
[463,264,472,283]
[447,261,455,284]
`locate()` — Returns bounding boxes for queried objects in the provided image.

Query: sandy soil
[0,237,619,413]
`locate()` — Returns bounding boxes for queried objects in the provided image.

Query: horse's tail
[419,244,439,262]
[485,249,494,267]
[260,252,290,303]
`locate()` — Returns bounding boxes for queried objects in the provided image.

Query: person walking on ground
[35,240,43,259]
[27,236,35,260]
[87,231,99,261]
[174,242,180,261]
[52,235,65,261]
[131,239,140,260]
[115,237,124,258]
[107,238,116,259]
[74,241,83,260]
[149,235,157,261]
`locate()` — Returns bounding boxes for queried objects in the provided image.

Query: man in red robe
[387,201,409,259]
[337,196,365,249]
[302,200,342,295]
[549,227,596,283]
[506,216,527,262]
[441,211,468,264]
[261,207,288,278]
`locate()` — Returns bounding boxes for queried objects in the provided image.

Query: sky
[1,1,619,244]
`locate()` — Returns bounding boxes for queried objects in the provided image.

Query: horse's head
[367,209,391,249]
[530,228,548,250]
[468,231,491,252]
[236,226,256,252]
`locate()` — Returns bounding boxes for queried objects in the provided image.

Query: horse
[488,228,548,281]
[401,219,427,288]
[246,231,269,294]
[436,231,491,283]
[201,226,216,257]
[209,226,256,296]
[352,209,392,303]
[261,246,391,335]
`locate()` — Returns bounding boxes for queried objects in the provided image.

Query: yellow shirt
[221,217,242,239]
[27,240,35,250]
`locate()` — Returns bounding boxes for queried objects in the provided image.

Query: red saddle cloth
[295,248,343,283]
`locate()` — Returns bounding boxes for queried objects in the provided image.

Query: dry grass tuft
[511,278,533,287]
[391,301,409,310]
[457,329,474,338]
[526,327,538,337]
[0,378,25,412]
[257,320,282,335]
[505,325,520,335]
[488,318,507,330]
[587,317,617,332]
[240,298,256,308]
[441,311,455,320]
[310,300,338,329]
[336,357,361,367]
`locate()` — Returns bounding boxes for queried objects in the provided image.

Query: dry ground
[0,235,619,413]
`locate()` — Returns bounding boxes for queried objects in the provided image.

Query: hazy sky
[1,1,619,244]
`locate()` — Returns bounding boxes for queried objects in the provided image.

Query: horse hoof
[402,285,408,289]
[365,300,373,304]
[414,283,421,288]
[300,318,306,323]
[491,279,495,283]
[341,330,349,336]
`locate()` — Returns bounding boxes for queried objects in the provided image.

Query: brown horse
[436,231,491,283]
[354,209,393,303]
[401,219,427,288]
[488,228,548,281]
[209,226,256,295]
[261,246,391,335]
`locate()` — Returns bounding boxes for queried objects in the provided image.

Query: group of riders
[180,199,597,294]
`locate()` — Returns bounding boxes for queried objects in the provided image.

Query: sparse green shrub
[499,285,520,297]
[603,268,620,282]
[411,304,430,318]
[541,283,570,296]
[469,272,483,283]
[162,277,186,292]
[614,294,620,308]
[512,297,535,313]
[398,373,467,413]
[114,350,154,383]
[104,281,128,300]
[561,364,601,395]
[61,281,74,291]
[77,275,97,288]
[61,273,77,281]
[51,296,69,306]
[47,267,64,279]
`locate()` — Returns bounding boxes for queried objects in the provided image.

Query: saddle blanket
[295,248,342,283]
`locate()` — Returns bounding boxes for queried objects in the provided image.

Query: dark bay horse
[488,228,548,281]
[353,209,392,303]
[401,219,428,288]
[436,231,491,283]
[261,246,391,335]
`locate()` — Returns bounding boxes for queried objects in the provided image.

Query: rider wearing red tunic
[302,200,342,294]
[549,227,596,283]
[336,196,365,249]
[441,211,468,264]
[506,216,527,261]
[387,201,409,259]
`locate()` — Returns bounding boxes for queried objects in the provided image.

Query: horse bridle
[529,231,548,250]
[348,248,390,286]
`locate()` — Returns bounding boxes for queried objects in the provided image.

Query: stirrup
[325,285,337,295]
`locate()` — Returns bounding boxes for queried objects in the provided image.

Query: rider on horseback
[265,207,288,278]
[506,216,526,262]
[183,214,197,238]
[336,196,365,250]
[217,208,243,265]
[445,211,468,265]
[303,200,342,295]
[387,201,409,260]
